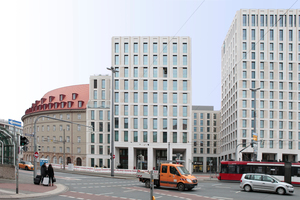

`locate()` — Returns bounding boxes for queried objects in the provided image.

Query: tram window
[266,166,284,175]
[221,164,228,173]
[291,167,300,177]
[229,165,236,173]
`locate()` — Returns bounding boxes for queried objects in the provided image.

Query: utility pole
[250,88,260,161]
[107,66,118,177]
[63,129,65,170]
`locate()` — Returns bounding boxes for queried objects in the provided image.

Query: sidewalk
[0,177,68,199]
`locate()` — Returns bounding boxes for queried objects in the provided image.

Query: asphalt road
[19,170,300,200]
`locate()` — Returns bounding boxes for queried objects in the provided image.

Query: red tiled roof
[25,84,89,115]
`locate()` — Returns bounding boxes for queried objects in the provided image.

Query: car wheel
[145,180,150,188]
[178,183,185,191]
[277,187,285,195]
[244,185,252,192]
[25,166,28,170]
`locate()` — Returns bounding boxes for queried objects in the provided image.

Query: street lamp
[107,66,118,177]
[250,87,260,161]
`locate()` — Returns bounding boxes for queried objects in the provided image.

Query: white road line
[212,184,222,186]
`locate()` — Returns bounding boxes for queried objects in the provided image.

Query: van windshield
[177,166,190,175]
[25,162,32,165]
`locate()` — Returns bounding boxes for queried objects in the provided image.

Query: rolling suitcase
[34,175,42,185]
[34,177,40,185]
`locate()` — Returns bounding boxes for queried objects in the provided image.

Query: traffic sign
[113,155,115,159]
[34,152,39,159]
[8,119,22,127]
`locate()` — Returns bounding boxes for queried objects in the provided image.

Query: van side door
[159,165,169,187]
[169,166,179,188]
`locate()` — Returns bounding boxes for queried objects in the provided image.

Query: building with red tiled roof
[21,84,89,166]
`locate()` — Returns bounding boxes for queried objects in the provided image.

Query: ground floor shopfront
[87,144,193,172]
[192,156,219,173]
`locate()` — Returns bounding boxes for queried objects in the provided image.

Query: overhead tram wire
[147,0,206,69]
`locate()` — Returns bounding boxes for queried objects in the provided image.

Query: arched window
[53,157,57,164]
[59,157,63,164]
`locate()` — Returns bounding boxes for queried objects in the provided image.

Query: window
[143,43,148,53]
[163,55,167,65]
[260,29,264,40]
[173,43,177,53]
[134,43,138,53]
[289,30,293,41]
[251,29,255,40]
[173,55,177,65]
[270,29,274,40]
[183,43,187,53]
[143,80,148,90]
[124,55,128,65]
[114,55,119,65]
[134,55,138,65]
[243,29,247,40]
[153,43,157,53]
[163,93,167,103]
[124,43,128,53]
[134,131,138,142]
[163,43,167,53]
[143,55,148,65]
[173,68,177,78]
[115,43,119,53]
[183,80,187,91]
[279,30,283,41]
[183,55,187,65]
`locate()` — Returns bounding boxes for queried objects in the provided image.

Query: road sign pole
[15,126,19,194]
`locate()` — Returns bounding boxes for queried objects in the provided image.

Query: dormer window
[72,93,77,100]
[59,94,65,101]
[61,102,65,108]
[41,98,46,104]
[49,96,54,102]
[39,105,41,110]
[78,101,83,108]
[43,104,47,110]
[68,101,73,108]
[49,103,52,109]
[54,103,58,109]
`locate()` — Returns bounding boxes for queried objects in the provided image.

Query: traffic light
[253,132,258,141]
[20,136,29,146]
[22,146,28,152]
[38,145,41,152]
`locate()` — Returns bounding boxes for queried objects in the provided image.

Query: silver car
[240,173,294,195]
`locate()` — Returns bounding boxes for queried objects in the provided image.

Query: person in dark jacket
[48,164,55,186]
[40,163,47,183]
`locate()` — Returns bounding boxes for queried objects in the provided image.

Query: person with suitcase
[40,163,47,184]
[48,164,55,186]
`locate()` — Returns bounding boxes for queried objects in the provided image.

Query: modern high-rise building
[97,36,193,171]
[86,75,111,168]
[221,9,300,162]
[192,106,220,173]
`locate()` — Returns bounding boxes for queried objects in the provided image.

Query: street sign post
[8,119,22,127]
[34,152,39,159]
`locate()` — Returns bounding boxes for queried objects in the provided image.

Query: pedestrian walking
[48,164,55,186]
[40,163,47,183]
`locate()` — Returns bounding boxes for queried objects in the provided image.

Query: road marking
[212,184,222,186]
[236,191,240,193]
[212,196,233,200]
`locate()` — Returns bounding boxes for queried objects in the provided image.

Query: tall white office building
[109,36,193,171]
[221,9,300,162]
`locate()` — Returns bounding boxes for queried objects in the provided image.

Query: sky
[0,0,298,123]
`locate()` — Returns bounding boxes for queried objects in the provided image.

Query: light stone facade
[221,9,300,162]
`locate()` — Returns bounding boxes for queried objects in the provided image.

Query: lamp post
[107,66,118,177]
[250,87,260,161]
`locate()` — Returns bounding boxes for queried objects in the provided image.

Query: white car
[240,173,294,195]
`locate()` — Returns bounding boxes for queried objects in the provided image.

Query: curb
[0,183,69,199]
